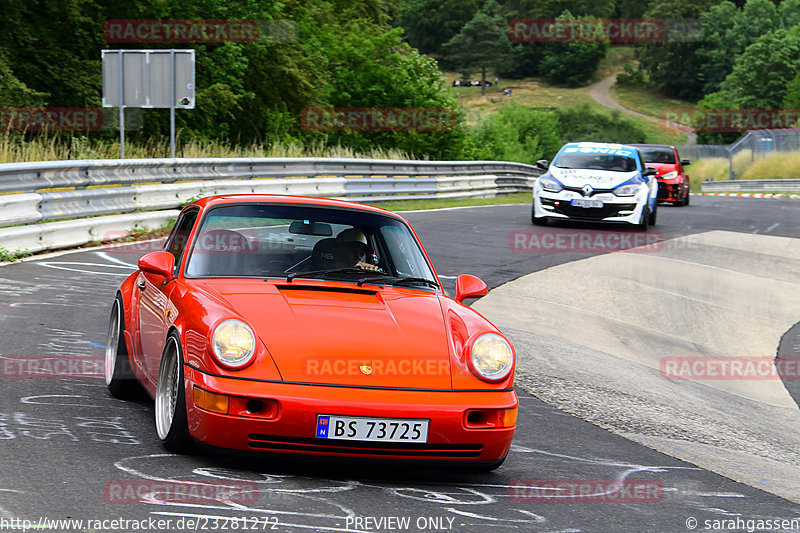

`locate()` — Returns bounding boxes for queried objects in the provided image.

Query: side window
[165,208,199,271]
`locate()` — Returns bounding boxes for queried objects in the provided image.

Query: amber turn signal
[193,386,230,414]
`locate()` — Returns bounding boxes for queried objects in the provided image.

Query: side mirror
[680,159,692,166]
[644,166,658,176]
[455,274,488,303]
[138,251,175,278]
[535,159,549,170]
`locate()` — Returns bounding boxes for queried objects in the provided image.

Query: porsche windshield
[184,204,437,286]
[553,152,638,172]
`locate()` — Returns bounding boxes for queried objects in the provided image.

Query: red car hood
[196,280,453,389]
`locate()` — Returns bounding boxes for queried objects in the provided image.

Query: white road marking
[95,251,139,268]
[33,261,133,276]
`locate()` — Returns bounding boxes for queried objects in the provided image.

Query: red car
[105,195,517,469]
[631,144,692,206]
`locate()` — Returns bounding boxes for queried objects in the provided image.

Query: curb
[692,192,800,199]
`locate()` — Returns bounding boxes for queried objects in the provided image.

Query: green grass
[739,152,800,180]
[0,134,421,164]
[610,85,697,122]
[444,64,686,146]
[687,151,800,184]
[360,192,532,212]
[594,46,636,81]
[0,247,33,263]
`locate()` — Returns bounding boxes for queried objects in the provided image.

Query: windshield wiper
[285,267,370,283]
[357,275,439,289]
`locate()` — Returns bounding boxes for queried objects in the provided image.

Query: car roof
[190,194,403,219]
[560,141,642,154]
[629,144,677,149]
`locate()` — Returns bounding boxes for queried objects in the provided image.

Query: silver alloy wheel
[155,338,180,440]
[104,301,120,386]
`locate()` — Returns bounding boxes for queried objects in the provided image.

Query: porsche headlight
[613,184,640,197]
[660,171,679,180]
[539,177,563,193]
[470,333,514,381]
[212,319,256,368]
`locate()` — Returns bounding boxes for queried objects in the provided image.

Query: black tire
[647,203,658,226]
[684,191,691,206]
[636,206,649,230]
[155,334,194,453]
[531,204,548,226]
[105,296,142,399]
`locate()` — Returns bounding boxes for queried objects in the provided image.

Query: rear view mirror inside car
[289,221,333,236]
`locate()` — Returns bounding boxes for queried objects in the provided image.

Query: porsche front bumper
[184,365,517,463]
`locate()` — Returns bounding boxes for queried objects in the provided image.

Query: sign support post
[118,52,125,158]
[102,49,195,160]
[170,50,176,158]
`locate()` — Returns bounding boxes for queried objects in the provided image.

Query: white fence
[0,157,541,255]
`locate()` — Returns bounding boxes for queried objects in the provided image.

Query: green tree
[398,0,481,54]
[696,1,741,95]
[442,1,513,96]
[0,52,47,108]
[697,0,800,96]
[635,0,720,100]
[501,0,616,18]
[782,72,800,110]
[779,0,800,28]
[308,19,470,158]
[616,0,655,18]
[537,11,609,87]
[721,27,800,109]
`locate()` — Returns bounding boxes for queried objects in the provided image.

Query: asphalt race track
[1,195,799,532]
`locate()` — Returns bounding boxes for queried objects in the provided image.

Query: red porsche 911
[105,195,517,469]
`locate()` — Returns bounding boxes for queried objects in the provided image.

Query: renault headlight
[469,333,514,381]
[613,184,640,197]
[539,177,563,193]
[212,319,256,368]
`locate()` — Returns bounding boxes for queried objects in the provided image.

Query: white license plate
[571,198,603,208]
[316,415,429,443]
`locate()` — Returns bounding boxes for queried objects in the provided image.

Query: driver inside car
[333,228,380,271]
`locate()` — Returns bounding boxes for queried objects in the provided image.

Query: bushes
[471,103,562,164]
[616,64,648,88]
[469,102,649,164]
[554,104,647,145]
